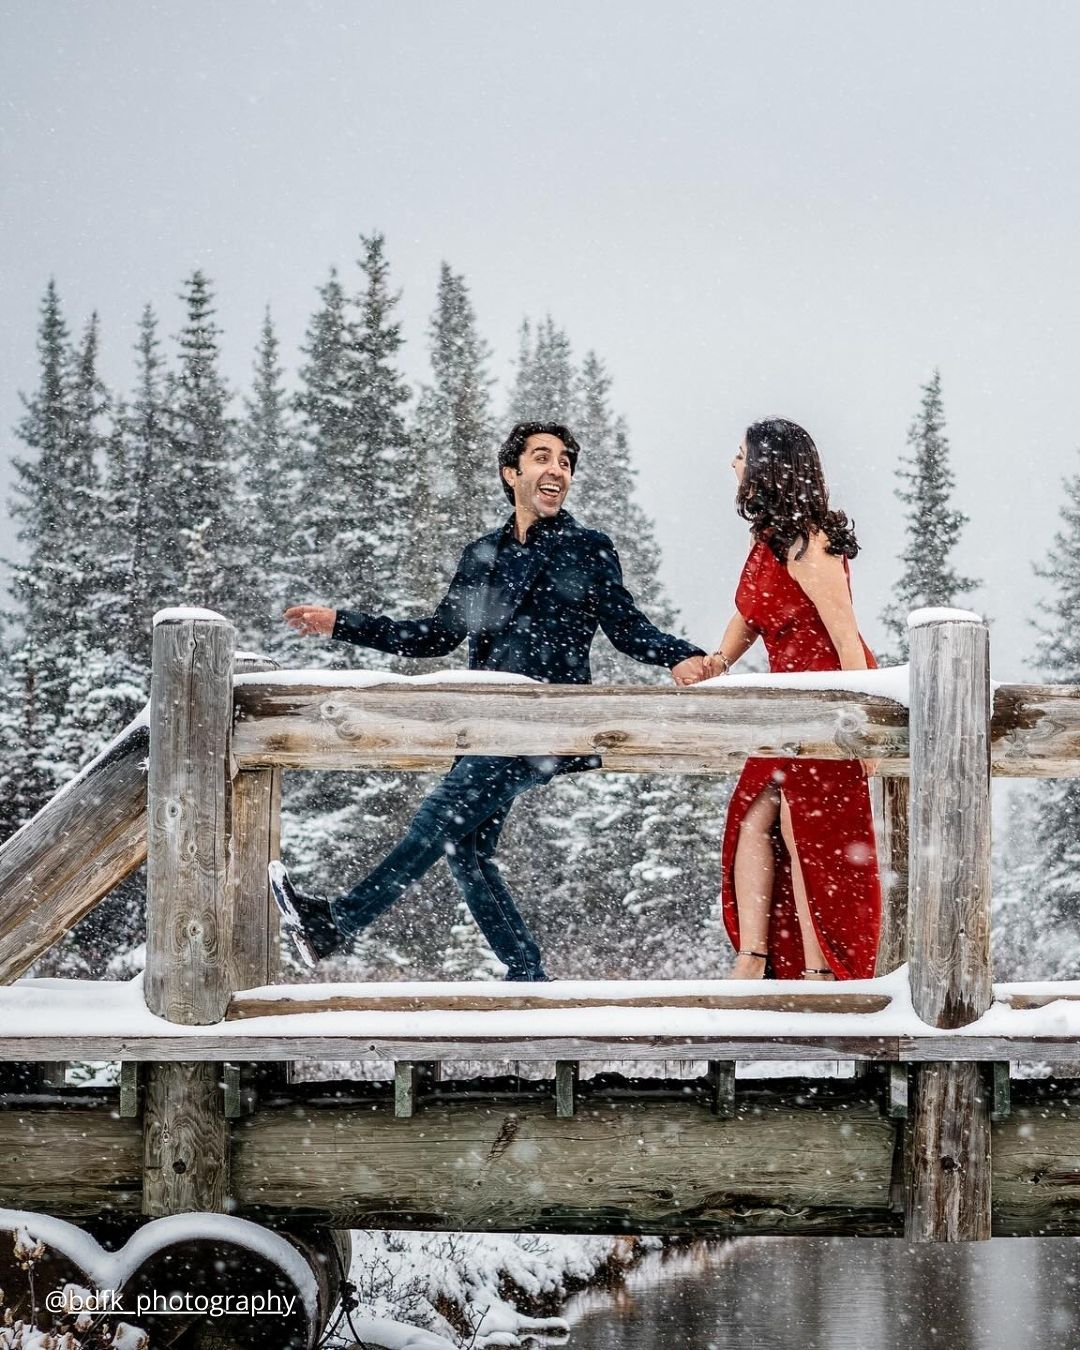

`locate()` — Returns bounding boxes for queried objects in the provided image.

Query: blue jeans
[330,756,559,980]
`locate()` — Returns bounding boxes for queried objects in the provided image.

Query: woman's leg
[729,786,780,979]
[779,793,834,979]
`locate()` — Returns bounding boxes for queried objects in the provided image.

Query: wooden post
[143,609,235,1217]
[874,778,910,975]
[708,1061,736,1119]
[555,1061,579,1118]
[905,612,992,1242]
[230,654,282,993]
[145,609,236,1023]
[143,1061,229,1215]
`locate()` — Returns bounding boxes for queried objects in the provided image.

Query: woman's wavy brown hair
[736,417,859,562]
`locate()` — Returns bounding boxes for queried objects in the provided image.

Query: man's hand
[671,654,708,687]
[284,605,336,638]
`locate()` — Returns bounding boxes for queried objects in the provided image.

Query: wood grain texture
[6,1081,1080,1237]
[555,1060,578,1118]
[874,777,910,975]
[0,718,148,985]
[905,1061,991,1242]
[232,680,909,773]
[230,657,282,993]
[0,1033,903,1063]
[142,1061,229,1215]
[226,989,892,1020]
[0,1102,142,1216]
[231,1085,898,1235]
[990,683,1080,777]
[145,615,236,1024]
[908,620,992,1029]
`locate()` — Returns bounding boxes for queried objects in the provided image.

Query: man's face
[503,433,573,523]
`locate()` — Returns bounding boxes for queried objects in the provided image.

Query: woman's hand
[702,651,730,680]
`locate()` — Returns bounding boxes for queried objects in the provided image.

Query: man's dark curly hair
[498,421,581,505]
[737,417,859,562]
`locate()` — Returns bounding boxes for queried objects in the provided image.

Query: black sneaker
[268,861,345,968]
[504,969,552,982]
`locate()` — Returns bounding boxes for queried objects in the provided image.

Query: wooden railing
[2,606,1080,1243]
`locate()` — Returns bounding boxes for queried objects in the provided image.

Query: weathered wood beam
[232,680,909,773]
[13,1029,1080,1064]
[874,777,910,974]
[229,676,1080,777]
[142,1061,229,1216]
[231,1083,899,1234]
[908,617,993,1029]
[990,682,1080,777]
[230,655,282,993]
[905,1061,992,1242]
[145,611,236,1023]
[226,988,892,1019]
[0,1101,143,1217]
[4,1083,1080,1237]
[144,612,236,1217]
[0,717,148,986]
[708,1060,736,1118]
[906,614,993,1243]
[555,1060,579,1118]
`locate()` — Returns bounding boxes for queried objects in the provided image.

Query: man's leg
[331,756,555,957]
[446,803,545,981]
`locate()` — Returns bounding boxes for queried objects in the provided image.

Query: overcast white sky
[3,1,1079,680]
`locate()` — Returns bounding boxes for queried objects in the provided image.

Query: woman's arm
[703,612,759,678]
[787,532,868,671]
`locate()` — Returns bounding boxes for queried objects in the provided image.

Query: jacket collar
[498,508,576,548]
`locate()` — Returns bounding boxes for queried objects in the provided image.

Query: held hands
[284,604,336,638]
[672,651,731,686]
[671,654,709,687]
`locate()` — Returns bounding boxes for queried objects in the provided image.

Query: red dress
[721,538,882,979]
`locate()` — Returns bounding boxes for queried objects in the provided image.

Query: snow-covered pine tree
[881,369,979,660]
[409,263,501,609]
[126,305,179,648]
[236,309,303,654]
[2,283,93,821]
[338,232,414,610]
[998,459,1080,977]
[293,267,354,606]
[284,240,445,976]
[167,271,237,613]
[507,317,578,425]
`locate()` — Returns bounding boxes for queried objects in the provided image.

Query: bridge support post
[874,777,910,974]
[143,609,236,1216]
[905,611,992,1242]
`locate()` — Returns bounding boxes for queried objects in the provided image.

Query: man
[271,421,706,980]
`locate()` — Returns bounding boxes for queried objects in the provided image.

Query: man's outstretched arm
[285,567,469,658]
[593,538,706,684]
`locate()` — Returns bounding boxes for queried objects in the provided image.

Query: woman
[705,418,881,980]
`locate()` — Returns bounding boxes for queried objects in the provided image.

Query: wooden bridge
[3,606,1080,1341]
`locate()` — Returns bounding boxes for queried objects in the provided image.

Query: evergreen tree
[410,263,500,606]
[3,284,87,815]
[167,271,236,612]
[284,239,447,973]
[881,370,979,660]
[237,309,303,652]
[337,232,414,610]
[126,306,176,646]
[507,317,578,425]
[294,268,354,605]
[999,457,1080,978]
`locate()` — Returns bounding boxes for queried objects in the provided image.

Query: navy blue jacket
[332,511,702,685]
